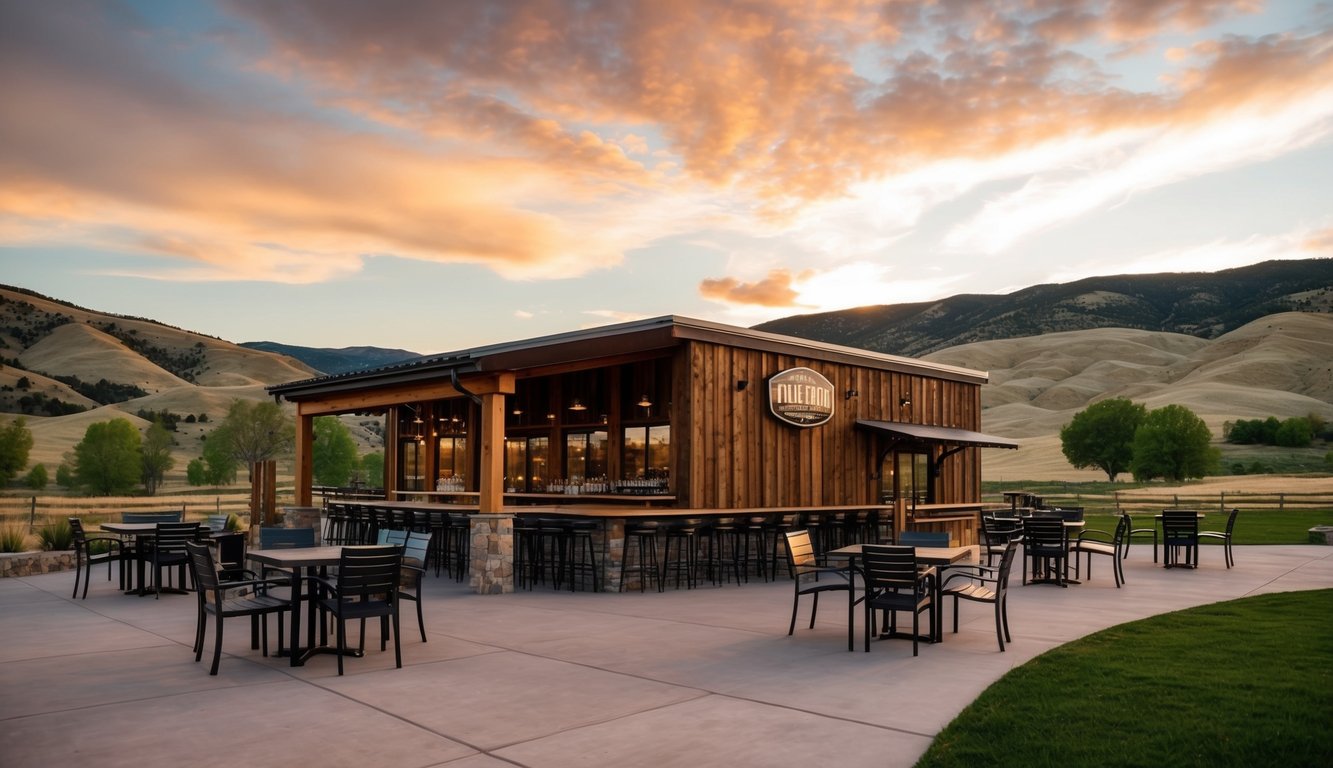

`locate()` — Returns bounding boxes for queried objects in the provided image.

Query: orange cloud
[1,0,1327,288]
[1303,229,1333,253]
[698,268,811,307]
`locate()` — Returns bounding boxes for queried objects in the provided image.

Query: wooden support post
[251,460,278,527]
[478,388,509,514]
[294,412,313,507]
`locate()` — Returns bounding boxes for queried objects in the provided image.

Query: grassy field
[1080,510,1333,546]
[917,589,1333,767]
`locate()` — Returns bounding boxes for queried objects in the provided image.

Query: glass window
[622,424,670,491]
[565,430,607,483]
[622,427,646,480]
[881,451,928,504]
[399,438,425,492]
[436,436,468,489]
[505,436,549,492]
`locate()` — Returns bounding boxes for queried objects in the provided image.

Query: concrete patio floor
[2,544,1331,768]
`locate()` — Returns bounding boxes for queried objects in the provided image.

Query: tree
[1274,417,1313,448]
[312,416,358,486]
[1131,404,1220,482]
[200,435,238,485]
[186,458,208,486]
[0,417,34,484]
[72,418,143,495]
[24,463,48,490]
[1059,398,1146,481]
[55,463,74,487]
[141,419,175,495]
[210,400,294,470]
[360,451,385,488]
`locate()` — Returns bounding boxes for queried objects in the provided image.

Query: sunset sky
[2,1,1330,354]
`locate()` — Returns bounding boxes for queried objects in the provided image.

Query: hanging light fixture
[568,398,587,412]
[637,394,653,408]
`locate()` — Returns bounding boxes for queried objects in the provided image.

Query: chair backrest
[1022,517,1065,550]
[1161,511,1198,541]
[336,545,401,601]
[155,521,201,553]
[377,529,408,547]
[259,527,316,549]
[993,540,1020,596]
[784,529,817,572]
[1221,508,1240,533]
[1055,507,1084,523]
[205,514,229,531]
[899,530,950,548]
[185,540,222,597]
[860,544,919,590]
[403,531,431,569]
[68,517,88,545]
[1112,514,1132,545]
[123,510,184,523]
[982,516,1020,543]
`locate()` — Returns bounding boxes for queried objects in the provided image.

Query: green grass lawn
[1080,510,1333,546]
[917,589,1333,767]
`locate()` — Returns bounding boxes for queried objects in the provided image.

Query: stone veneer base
[1,550,76,578]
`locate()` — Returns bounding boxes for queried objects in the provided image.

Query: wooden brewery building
[267,315,1017,592]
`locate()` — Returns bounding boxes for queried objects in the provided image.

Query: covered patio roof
[855,419,1020,451]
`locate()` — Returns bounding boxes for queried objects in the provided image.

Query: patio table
[825,544,975,645]
[247,546,359,667]
[101,522,213,596]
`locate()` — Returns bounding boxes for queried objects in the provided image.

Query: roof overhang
[268,315,992,403]
[856,419,1019,451]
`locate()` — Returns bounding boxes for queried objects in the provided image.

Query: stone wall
[0,550,75,578]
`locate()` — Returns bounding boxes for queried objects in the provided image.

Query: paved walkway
[2,544,1330,768]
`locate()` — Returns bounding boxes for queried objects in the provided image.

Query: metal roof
[855,419,1020,450]
[268,315,990,400]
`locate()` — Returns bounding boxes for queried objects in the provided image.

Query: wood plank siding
[674,340,983,509]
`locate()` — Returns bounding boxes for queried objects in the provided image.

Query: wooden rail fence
[0,492,296,530]
[986,491,1333,516]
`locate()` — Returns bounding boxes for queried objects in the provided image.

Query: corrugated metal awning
[855,419,1019,450]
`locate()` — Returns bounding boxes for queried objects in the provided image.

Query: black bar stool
[620,520,662,592]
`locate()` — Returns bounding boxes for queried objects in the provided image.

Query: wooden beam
[292,373,516,416]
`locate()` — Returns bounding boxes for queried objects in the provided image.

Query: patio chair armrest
[299,574,337,597]
[918,566,937,590]
[939,565,998,588]
[1076,528,1114,543]
[794,564,853,579]
[217,577,293,599]
[84,534,125,546]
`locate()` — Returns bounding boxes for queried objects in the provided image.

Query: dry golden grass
[925,312,1333,483]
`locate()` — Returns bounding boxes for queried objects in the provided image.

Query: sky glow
[0,0,1329,353]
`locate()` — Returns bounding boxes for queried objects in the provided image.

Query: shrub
[25,463,48,490]
[37,518,73,551]
[225,513,242,532]
[0,524,29,553]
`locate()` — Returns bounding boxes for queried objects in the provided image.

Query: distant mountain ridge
[753,259,1333,356]
[239,341,422,376]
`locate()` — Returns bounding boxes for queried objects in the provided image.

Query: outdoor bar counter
[340,497,985,592]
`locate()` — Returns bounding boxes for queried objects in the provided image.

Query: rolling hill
[2,273,1331,485]
[0,285,324,471]
[755,258,1333,356]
